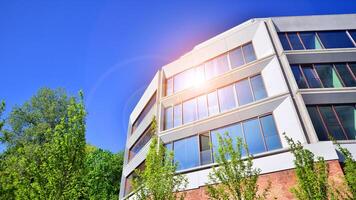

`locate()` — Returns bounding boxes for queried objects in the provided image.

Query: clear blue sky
[0,0,355,153]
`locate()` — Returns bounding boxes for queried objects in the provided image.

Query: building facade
[119,14,356,199]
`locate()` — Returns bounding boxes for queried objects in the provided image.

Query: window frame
[309,104,356,141]
[165,42,257,96]
[292,62,356,89]
[131,92,157,134]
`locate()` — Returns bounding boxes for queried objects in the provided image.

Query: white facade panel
[273,97,306,147]
[252,22,275,59]
[261,57,289,97]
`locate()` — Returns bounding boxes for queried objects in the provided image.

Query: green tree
[284,135,328,200]
[85,146,124,200]
[0,88,87,199]
[284,135,352,200]
[206,133,270,200]
[335,143,355,198]
[0,101,4,133]
[132,119,188,200]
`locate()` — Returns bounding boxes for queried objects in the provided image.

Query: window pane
[197,95,208,119]
[165,143,173,151]
[291,65,308,88]
[250,75,267,100]
[173,104,182,127]
[229,47,245,68]
[164,107,173,130]
[218,85,236,112]
[166,78,173,96]
[348,63,356,77]
[174,68,195,93]
[207,91,219,116]
[317,31,354,48]
[314,64,343,88]
[195,64,205,86]
[278,33,292,50]
[235,79,253,105]
[334,105,356,140]
[183,98,197,124]
[319,106,347,140]
[205,54,229,80]
[200,133,212,165]
[211,123,245,160]
[174,136,199,170]
[131,93,156,134]
[260,115,282,151]
[129,125,154,160]
[242,43,257,63]
[301,65,322,88]
[287,32,304,50]
[243,118,266,154]
[299,32,322,49]
[307,106,329,141]
[349,30,356,42]
[334,63,356,87]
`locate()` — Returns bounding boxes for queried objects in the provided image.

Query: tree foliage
[85,147,124,200]
[0,88,87,199]
[132,118,187,200]
[0,88,124,200]
[206,133,270,200]
[285,135,352,200]
[335,143,356,198]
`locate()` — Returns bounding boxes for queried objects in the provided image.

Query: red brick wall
[183,160,344,200]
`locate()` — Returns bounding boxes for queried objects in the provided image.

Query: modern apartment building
[119,14,356,199]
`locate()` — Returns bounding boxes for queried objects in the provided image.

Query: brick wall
[183,160,344,200]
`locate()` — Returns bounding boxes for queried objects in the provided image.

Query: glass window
[195,64,206,86]
[307,106,329,141]
[334,105,356,140]
[129,125,154,161]
[348,63,356,77]
[250,75,267,100]
[173,68,195,93]
[291,65,308,88]
[260,115,282,151]
[207,91,219,116]
[218,85,236,112]
[299,32,322,49]
[287,32,304,50]
[197,95,208,120]
[317,31,354,48]
[164,107,173,130]
[314,64,343,88]
[211,123,245,159]
[166,78,173,96]
[278,33,292,50]
[229,47,245,68]
[319,106,347,140]
[125,162,145,195]
[183,98,197,124]
[242,118,266,154]
[242,43,257,63]
[301,65,322,88]
[235,79,253,105]
[131,93,156,134]
[334,63,356,87]
[205,54,229,80]
[349,30,356,42]
[173,104,182,127]
[199,133,212,165]
[174,136,199,170]
[165,143,173,151]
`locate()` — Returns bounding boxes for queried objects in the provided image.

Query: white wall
[273,97,307,147]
